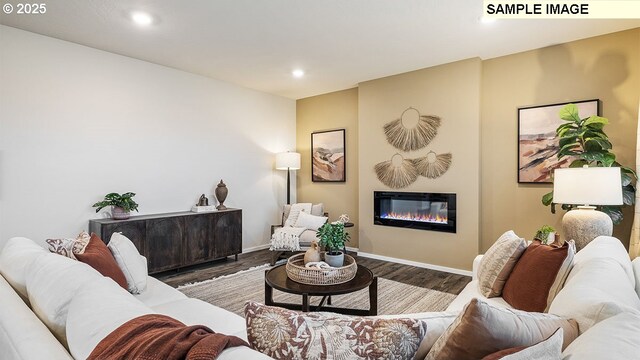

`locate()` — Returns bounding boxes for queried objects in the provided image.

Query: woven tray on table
[286,253,357,285]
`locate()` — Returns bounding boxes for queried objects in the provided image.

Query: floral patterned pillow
[45,231,91,260]
[244,301,427,360]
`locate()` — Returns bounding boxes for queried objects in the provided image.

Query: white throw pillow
[66,276,154,360]
[107,232,148,294]
[0,237,48,303]
[25,253,102,346]
[498,328,563,359]
[294,211,328,231]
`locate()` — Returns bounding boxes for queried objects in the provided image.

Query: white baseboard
[357,251,472,277]
[242,243,271,253]
[345,246,359,252]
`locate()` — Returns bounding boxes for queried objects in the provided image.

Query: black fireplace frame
[374,191,457,233]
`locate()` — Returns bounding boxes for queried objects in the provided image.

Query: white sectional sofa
[0,237,271,360]
[1,235,639,359]
[446,236,640,359]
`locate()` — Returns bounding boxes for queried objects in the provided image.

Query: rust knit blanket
[88,314,249,360]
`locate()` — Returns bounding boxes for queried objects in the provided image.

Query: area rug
[177,264,456,316]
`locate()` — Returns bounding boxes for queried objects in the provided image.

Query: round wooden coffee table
[265,264,378,316]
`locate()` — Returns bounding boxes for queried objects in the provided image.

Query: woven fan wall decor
[413,151,452,179]
[374,153,418,189]
[384,107,441,152]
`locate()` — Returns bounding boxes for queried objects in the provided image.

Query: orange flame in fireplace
[381,212,448,224]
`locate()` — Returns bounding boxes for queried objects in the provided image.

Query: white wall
[0,25,296,250]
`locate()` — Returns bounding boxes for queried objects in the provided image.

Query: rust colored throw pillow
[425,298,577,360]
[502,240,575,312]
[244,302,427,360]
[75,233,128,290]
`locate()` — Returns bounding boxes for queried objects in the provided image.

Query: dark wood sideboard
[88,209,242,274]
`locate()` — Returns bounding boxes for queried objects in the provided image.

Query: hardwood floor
[157,249,471,295]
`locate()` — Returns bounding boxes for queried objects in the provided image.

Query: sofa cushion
[245,301,427,360]
[133,276,188,308]
[549,256,640,333]
[482,328,563,360]
[66,276,155,360]
[311,203,324,216]
[0,275,73,360]
[0,237,48,303]
[561,311,640,359]
[633,257,640,298]
[446,280,513,313]
[75,233,128,289]
[572,235,634,287]
[502,240,575,312]
[477,230,527,298]
[151,298,248,339]
[426,298,578,360]
[25,252,103,346]
[107,232,147,294]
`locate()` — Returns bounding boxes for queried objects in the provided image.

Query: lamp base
[562,208,612,251]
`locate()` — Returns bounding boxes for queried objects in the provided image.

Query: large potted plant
[93,192,139,220]
[542,104,637,224]
[316,222,351,267]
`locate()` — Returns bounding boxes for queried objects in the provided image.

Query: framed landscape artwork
[518,99,600,183]
[312,129,346,182]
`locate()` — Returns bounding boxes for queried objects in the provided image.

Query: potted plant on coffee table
[93,192,139,220]
[316,222,351,267]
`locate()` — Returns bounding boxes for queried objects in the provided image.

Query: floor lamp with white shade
[553,166,623,251]
[276,151,301,205]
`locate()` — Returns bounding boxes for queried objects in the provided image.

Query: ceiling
[1,1,639,99]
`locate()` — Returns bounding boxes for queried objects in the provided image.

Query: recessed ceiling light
[131,11,153,26]
[292,69,305,78]
[480,16,497,24]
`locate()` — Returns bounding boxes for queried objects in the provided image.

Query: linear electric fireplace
[374,191,456,233]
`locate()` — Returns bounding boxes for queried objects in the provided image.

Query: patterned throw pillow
[45,231,91,260]
[244,302,427,360]
[477,230,527,297]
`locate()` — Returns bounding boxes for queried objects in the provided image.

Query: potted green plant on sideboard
[316,222,351,267]
[93,192,139,220]
[542,104,637,224]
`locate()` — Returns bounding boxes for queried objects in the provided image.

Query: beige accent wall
[358,59,482,270]
[296,88,360,247]
[296,29,640,270]
[481,28,640,252]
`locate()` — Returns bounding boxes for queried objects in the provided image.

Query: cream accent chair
[270,203,326,265]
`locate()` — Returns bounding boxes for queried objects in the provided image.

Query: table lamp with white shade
[276,151,301,205]
[553,166,623,251]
